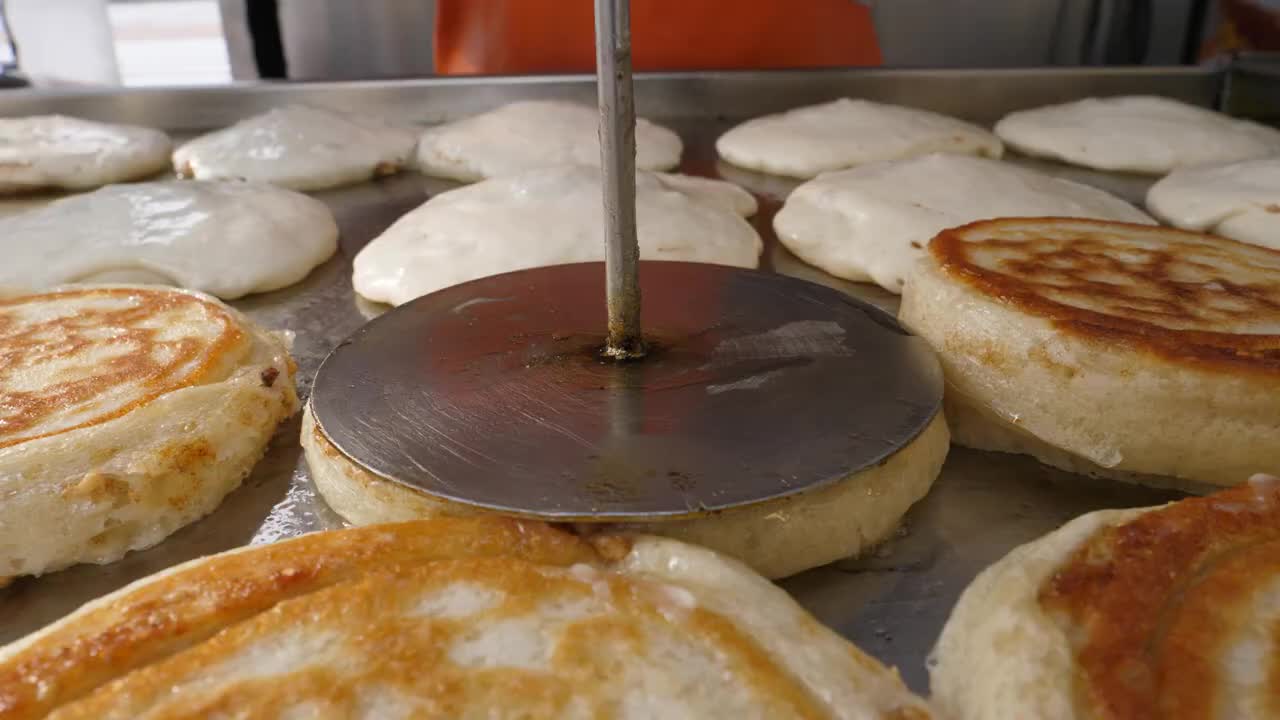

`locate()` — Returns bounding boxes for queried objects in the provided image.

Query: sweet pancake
[0,115,171,194]
[773,154,1152,294]
[415,100,683,182]
[353,165,762,306]
[301,403,949,580]
[931,474,1280,720]
[716,98,1002,179]
[172,105,418,191]
[995,96,1280,174]
[0,285,297,578]
[898,217,1280,489]
[0,517,935,719]
[0,181,338,299]
[1146,156,1280,251]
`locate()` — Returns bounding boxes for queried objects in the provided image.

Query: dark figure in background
[246,0,287,79]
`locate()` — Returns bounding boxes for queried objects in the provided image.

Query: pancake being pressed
[899,217,1280,489]
[0,517,936,719]
[343,228,952,576]
[301,400,948,581]
[932,474,1280,720]
[0,285,297,579]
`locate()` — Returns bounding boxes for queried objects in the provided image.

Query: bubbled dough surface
[716,98,1003,179]
[995,96,1280,174]
[774,154,1152,294]
[1146,156,1280,251]
[353,165,762,306]
[0,180,338,299]
[416,100,683,182]
[0,115,171,194]
[172,105,418,191]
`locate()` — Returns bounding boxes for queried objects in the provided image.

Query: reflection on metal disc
[311,262,943,521]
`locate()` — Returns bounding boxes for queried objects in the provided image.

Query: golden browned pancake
[931,474,1280,719]
[0,287,244,447]
[0,286,298,578]
[0,517,935,719]
[899,217,1280,489]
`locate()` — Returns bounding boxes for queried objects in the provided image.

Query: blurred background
[1,0,1277,87]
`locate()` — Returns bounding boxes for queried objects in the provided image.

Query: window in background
[107,0,232,86]
[6,0,120,85]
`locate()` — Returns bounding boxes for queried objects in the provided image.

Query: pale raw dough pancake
[173,105,418,191]
[1146,156,1280,251]
[774,155,1152,293]
[301,403,948,580]
[0,285,298,578]
[0,518,936,720]
[416,100,683,181]
[899,218,1280,489]
[0,181,338,299]
[995,96,1280,174]
[932,474,1280,720]
[0,115,170,194]
[354,165,762,306]
[716,98,1002,179]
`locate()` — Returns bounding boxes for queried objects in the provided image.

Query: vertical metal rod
[595,0,645,359]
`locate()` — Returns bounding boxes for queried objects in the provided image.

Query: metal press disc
[311,262,943,521]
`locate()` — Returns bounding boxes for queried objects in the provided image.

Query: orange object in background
[435,0,882,75]
[1201,0,1280,58]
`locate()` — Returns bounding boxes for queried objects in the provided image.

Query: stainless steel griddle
[2,58,1273,692]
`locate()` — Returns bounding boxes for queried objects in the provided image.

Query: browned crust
[0,519,600,719]
[1040,478,1280,719]
[0,287,245,449]
[372,160,402,178]
[929,217,1280,375]
[43,548,838,720]
[0,513,925,718]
